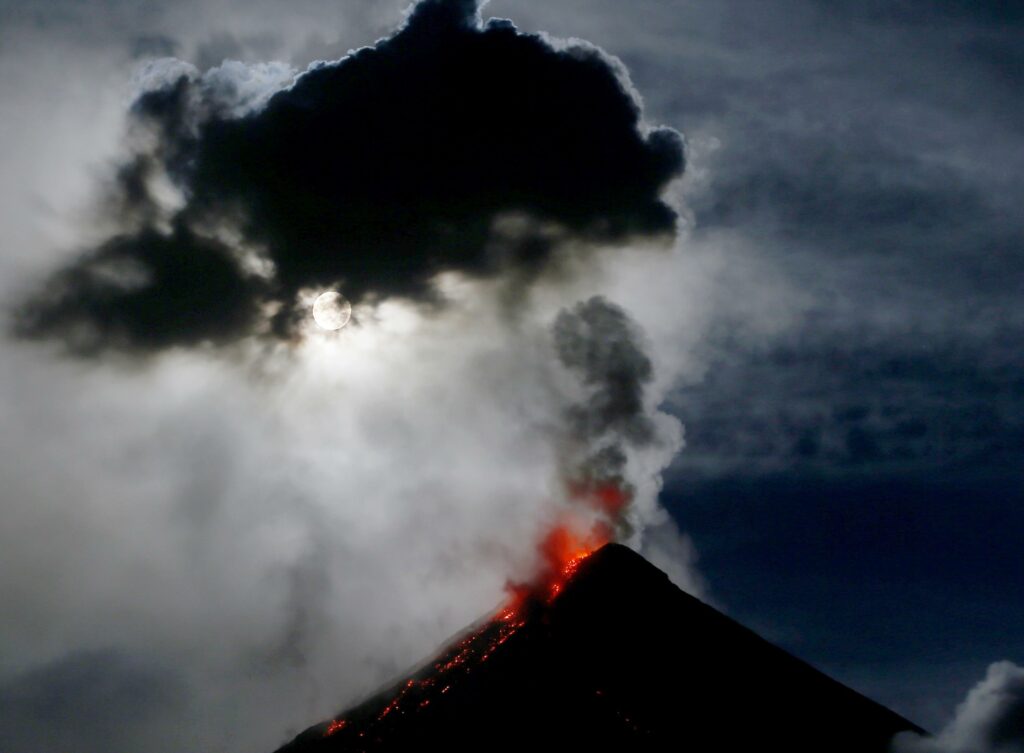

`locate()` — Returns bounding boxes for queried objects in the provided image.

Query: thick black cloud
[14,0,683,353]
[15,222,259,354]
[185,0,683,298]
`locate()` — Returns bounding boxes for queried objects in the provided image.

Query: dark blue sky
[1,0,1021,748]
[661,467,1024,728]
[509,0,1024,731]
[489,0,1022,731]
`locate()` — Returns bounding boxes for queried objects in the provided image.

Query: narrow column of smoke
[514,295,670,587]
[554,294,655,515]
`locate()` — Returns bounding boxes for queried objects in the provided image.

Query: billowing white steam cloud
[0,272,703,752]
[0,24,709,753]
[893,661,1024,753]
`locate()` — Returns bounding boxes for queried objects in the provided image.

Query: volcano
[272,544,922,752]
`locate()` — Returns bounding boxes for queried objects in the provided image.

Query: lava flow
[320,480,629,743]
[319,610,530,742]
[502,521,609,611]
[520,478,632,604]
[320,525,607,743]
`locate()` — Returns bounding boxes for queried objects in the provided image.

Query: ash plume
[0,3,698,751]
[12,0,684,354]
[554,296,656,450]
[550,296,667,542]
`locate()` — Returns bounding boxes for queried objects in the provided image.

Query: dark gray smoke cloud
[551,295,666,537]
[12,0,683,354]
[0,2,702,751]
[14,223,260,354]
[554,296,656,448]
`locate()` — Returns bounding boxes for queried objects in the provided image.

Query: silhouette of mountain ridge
[273,543,922,752]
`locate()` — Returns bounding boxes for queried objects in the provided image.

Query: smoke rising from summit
[0,1,703,751]
[554,297,656,448]
[552,296,660,539]
[1,0,1021,749]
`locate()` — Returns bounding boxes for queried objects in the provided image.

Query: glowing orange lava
[495,481,627,622]
[319,481,626,742]
[322,609,530,740]
[325,719,347,736]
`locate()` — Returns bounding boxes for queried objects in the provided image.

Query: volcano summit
[272,544,921,752]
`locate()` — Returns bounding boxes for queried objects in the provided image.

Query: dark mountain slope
[274,543,922,752]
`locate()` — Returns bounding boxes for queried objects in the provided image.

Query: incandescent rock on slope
[273,544,921,752]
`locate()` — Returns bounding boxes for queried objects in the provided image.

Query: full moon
[311,291,352,331]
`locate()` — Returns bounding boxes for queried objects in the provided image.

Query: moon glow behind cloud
[311,291,352,330]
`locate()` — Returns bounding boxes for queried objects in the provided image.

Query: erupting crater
[272,544,922,753]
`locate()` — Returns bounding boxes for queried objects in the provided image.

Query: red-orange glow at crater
[319,482,627,742]
[501,514,610,617]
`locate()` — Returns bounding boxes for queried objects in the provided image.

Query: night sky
[0,1,1021,751]
[500,0,1024,733]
